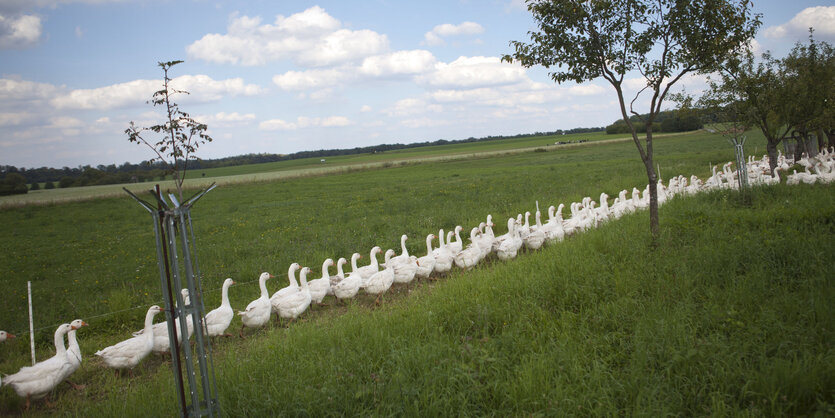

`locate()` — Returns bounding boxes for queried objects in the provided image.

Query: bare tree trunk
[766,139,779,177]
[644,126,659,240]
[827,129,835,150]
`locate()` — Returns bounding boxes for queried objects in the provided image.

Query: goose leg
[67,380,86,390]
[238,325,246,339]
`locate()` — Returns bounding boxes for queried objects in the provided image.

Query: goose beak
[269,274,275,278]
[7,333,15,339]
[81,322,89,327]
[231,281,236,285]
[70,325,78,330]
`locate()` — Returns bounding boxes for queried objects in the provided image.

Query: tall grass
[5,129,830,415]
[13,183,831,416]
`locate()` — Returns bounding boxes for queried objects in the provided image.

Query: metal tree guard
[727,135,749,190]
[125,183,219,417]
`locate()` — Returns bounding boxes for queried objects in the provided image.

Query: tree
[30,182,40,191]
[44,181,55,190]
[0,173,29,196]
[699,48,791,176]
[125,60,213,201]
[780,31,835,157]
[503,0,760,238]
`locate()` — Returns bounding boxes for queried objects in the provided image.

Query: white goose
[275,267,312,325]
[432,229,455,274]
[62,318,88,389]
[204,278,235,337]
[497,218,522,261]
[238,272,274,337]
[331,255,363,301]
[271,264,300,317]
[447,226,464,254]
[139,289,192,354]
[453,228,482,270]
[524,205,545,250]
[356,246,382,282]
[364,249,395,304]
[389,235,418,284]
[308,258,334,305]
[476,216,495,259]
[415,234,437,279]
[3,323,76,410]
[542,205,565,243]
[0,330,15,342]
[95,306,162,373]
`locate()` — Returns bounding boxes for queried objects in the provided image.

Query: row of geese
[2,149,832,409]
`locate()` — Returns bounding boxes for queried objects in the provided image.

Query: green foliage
[605,110,703,134]
[58,176,76,188]
[29,182,40,191]
[125,60,213,200]
[44,181,55,190]
[504,0,761,236]
[0,173,28,196]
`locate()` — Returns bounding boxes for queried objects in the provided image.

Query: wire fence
[5,274,264,339]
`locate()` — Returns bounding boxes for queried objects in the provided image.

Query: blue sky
[1,0,833,168]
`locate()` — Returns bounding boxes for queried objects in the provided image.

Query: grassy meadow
[1,130,833,415]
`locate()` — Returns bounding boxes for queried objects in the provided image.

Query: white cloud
[198,112,256,127]
[0,13,41,49]
[384,98,443,117]
[259,115,353,130]
[187,7,389,67]
[359,50,437,77]
[75,25,83,38]
[764,6,835,39]
[273,68,347,90]
[360,105,372,112]
[418,56,527,89]
[424,21,484,46]
[0,112,30,126]
[50,75,261,110]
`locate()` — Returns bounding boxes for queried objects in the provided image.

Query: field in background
[1,131,637,207]
[2,129,831,415]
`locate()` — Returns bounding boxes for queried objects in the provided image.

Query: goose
[136,289,191,354]
[447,226,464,254]
[62,319,88,389]
[356,246,382,281]
[275,267,312,325]
[95,306,162,374]
[364,249,395,304]
[308,258,334,305]
[542,205,565,243]
[204,278,235,337]
[594,192,611,222]
[432,229,455,274]
[3,323,77,410]
[517,212,532,241]
[454,228,482,270]
[415,234,437,279]
[523,208,546,250]
[238,272,274,337]
[476,215,495,259]
[432,228,447,257]
[271,264,300,317]
[331,256,363,301]
[389,235,418,284]
[496,218,522,261]
[0,330,14,342]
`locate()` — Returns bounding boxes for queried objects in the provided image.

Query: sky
[1,0,833,169]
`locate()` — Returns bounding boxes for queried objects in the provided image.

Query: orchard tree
[503,0,760,238]
[125,60,212,201]
[699,49,791,176]
[780,32,835,156]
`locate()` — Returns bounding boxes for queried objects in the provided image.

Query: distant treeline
[605,109,703,134]
[0,127,604,192]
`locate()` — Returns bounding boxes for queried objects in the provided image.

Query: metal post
[27,281,35,366]
[125,184,219,417]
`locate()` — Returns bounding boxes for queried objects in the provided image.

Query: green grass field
[1,129,832,415]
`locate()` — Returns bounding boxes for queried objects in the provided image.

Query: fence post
[27,281,35,366]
